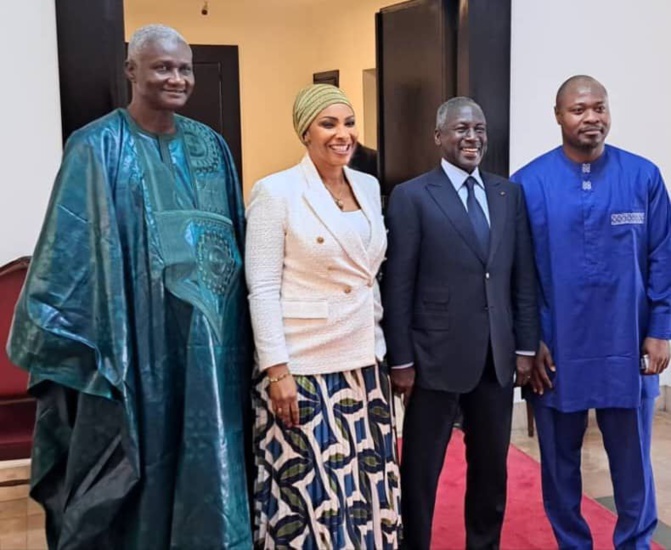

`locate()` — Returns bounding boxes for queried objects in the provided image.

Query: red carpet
[401,430,665,550]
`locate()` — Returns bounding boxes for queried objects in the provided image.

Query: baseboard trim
[660,385,669,412]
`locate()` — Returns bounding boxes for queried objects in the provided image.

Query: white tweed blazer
[245,154,387,375]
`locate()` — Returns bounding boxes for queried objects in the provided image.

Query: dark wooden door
[376,0,512,196]
[376,0,458,195]
[178,45,243,184]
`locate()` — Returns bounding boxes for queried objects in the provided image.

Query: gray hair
[435,97,484,130]
[127,24,188,61]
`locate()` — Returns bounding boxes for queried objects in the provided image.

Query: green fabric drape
[8,109,253,549]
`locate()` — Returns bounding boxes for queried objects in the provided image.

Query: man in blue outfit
[8,25,252,549]
[512,75,671,549]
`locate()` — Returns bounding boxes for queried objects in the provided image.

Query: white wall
[510,0,671,388]
[0,1,62,266]
[510,0,671,178]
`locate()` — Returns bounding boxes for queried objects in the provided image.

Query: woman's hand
[266,364,300,428]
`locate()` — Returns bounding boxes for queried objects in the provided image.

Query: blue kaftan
[512,145,671,412]
[512,145,671,548]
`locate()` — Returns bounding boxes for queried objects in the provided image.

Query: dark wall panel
[463,0,511,176]
[377,0,458,194]
[377,0,512,194]
[55,0,127,143]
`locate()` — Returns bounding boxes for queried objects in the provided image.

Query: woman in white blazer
[245,84,401,549]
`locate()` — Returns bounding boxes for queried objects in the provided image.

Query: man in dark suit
[383,97,539,550]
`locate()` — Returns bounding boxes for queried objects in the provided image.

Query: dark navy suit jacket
[382,166,539,392]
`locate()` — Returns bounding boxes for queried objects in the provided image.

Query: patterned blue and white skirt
[252,365,402,549]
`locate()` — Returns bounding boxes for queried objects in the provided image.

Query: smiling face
[303,103,358,169]
[434,103,487,173]
[555,80,610,162]
[125,37,194,112]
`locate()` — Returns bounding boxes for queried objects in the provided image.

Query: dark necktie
[465,176,490,254]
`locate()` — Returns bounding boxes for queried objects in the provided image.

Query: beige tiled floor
[0,460,46,550]
[1,411,669,549]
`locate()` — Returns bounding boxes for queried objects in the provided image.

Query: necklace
[324,182,347,210]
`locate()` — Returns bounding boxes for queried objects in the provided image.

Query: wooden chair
[0,256,35,461]
[526,400,535,437]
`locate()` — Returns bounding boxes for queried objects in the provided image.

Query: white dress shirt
[343,209,372,247]
[441,158,490,225]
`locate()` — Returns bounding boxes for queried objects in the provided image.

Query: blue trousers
[533,400,657,550]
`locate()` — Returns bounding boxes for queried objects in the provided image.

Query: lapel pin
[500,191,506,196]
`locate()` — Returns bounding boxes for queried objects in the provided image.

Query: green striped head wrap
[292,84,353,142]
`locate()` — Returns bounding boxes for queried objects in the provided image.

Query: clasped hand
[529,341,555,395]
[641,337,670,375]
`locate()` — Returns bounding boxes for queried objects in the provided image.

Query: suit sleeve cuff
[515,350,535,356]
[391,362,414,369]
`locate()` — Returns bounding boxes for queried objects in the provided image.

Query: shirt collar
[440,157,484,191]
[557,144,610,176]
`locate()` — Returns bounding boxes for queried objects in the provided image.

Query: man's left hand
[642,337,670,375]
[515,355,534,386]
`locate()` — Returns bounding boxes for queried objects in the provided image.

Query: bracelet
[267,371,291,384]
